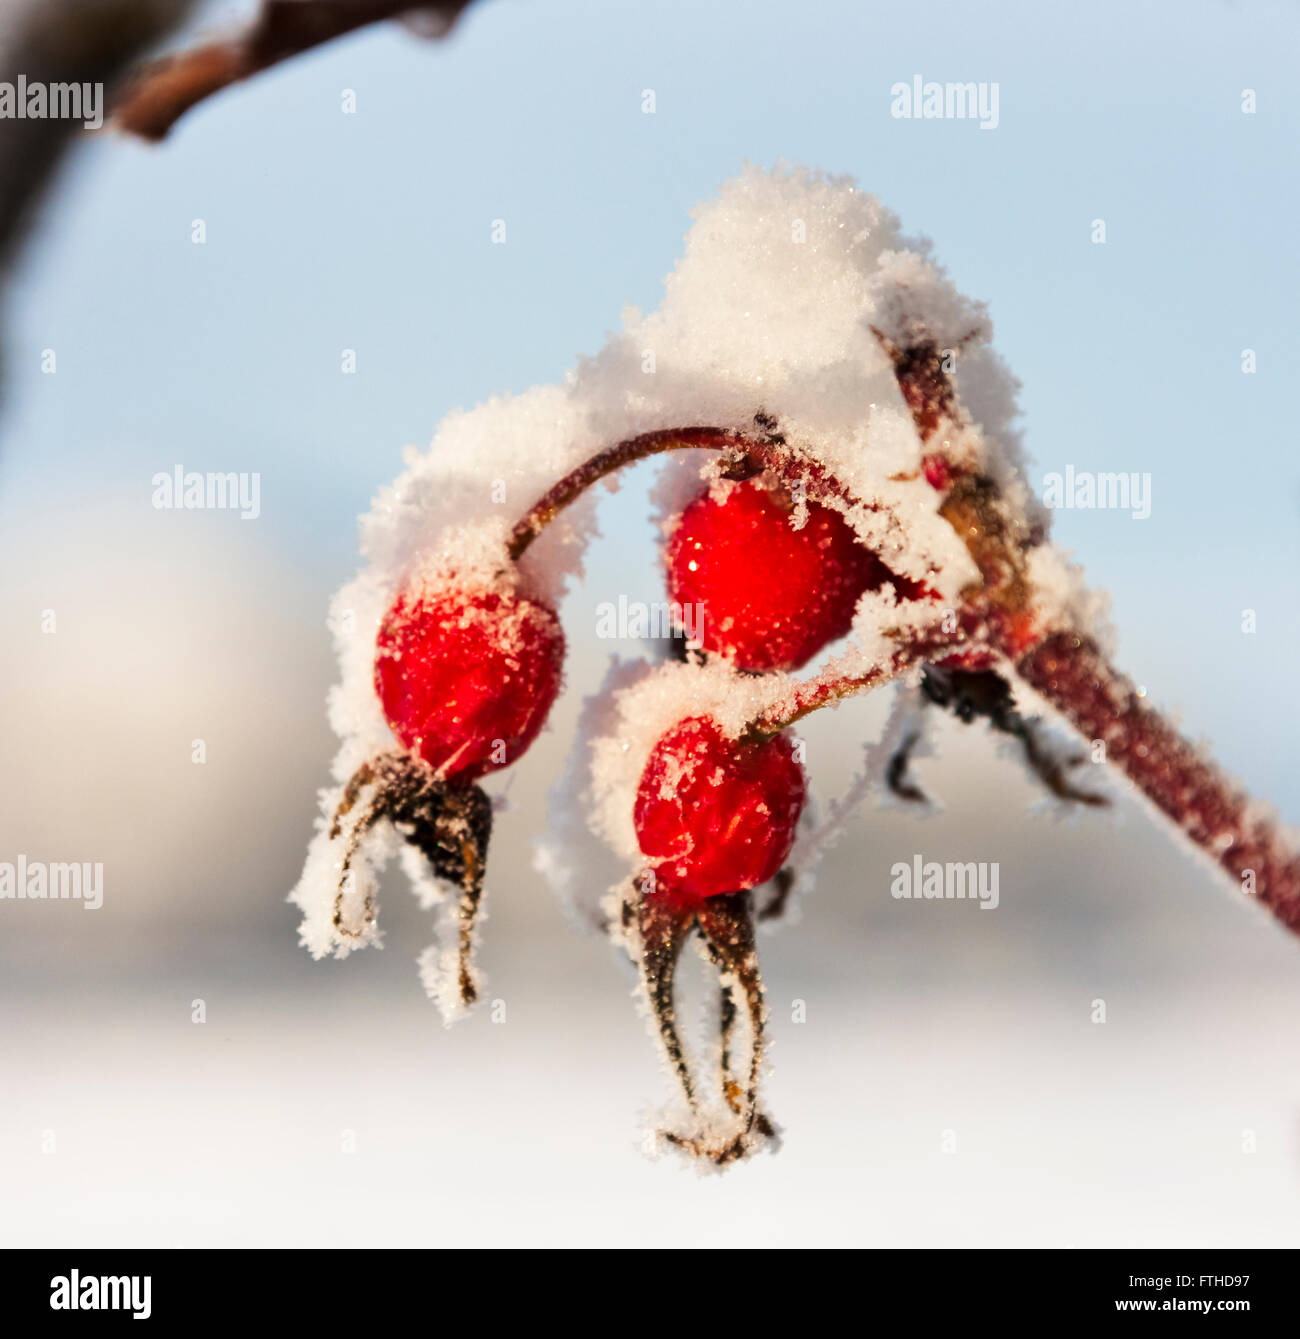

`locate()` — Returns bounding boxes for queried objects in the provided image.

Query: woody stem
[1017,632,1300,935]
[506,426,866,562]
[742,628,965,743]
[750,625,1300,939]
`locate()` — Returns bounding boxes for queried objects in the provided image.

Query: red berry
[933,647,997,672]
[997,608,1040,659]
[921,453,951,491]
[634,716,806,904]
[665,480,886,672]
[932,608,1040,672]
[375,582,564,780]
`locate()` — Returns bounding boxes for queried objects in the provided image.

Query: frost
[299,161,1064,915]
[292,162,1297,1165]
[296,161,1067,1065]
[533,656,643,935]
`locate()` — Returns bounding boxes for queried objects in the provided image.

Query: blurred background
[2,0,1299,1247]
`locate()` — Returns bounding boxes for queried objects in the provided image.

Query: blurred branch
[0,0,194,271]
[113,0,473,142]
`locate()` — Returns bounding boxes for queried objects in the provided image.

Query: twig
[113,0,471,141]
[1018,633,1300,932]
[507,425,870,562]
[0,0,194,271]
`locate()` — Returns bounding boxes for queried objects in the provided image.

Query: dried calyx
[329,754,492,1008]
[325,577,564,1012]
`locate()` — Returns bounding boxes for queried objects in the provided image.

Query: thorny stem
[754,626,1300,938]
[1019,633,1300,933]
[507,424,871,562]
[720,598,1300,965]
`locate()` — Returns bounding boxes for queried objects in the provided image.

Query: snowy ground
[5,920,1299,1248]
[2,490,1299,1247]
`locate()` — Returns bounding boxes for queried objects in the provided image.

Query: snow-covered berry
[375,581,564,780]
[633,715,806,903]
[664,479,887,672]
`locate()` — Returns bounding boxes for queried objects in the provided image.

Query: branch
[507,424,874,561]
[1018,633,1300,933]
[113,0,472,142]
[0,0,194,271]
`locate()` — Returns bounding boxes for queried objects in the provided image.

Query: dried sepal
[624,882,776,1166]
[696,893,777,1160]
[327,757,384,940]
[885,728,930,804]
[756,867,796,923]
[329,751,493,1011]
[915,664,1106,808]
[625,883,697,1111]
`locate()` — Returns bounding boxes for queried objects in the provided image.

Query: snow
[292,162,1103,1042]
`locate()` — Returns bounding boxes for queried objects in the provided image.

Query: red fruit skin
[665,481,886,672]
[633,716,806,904]
[374,584,564,780]
[921,453,952,491]
[932,607,1041,672]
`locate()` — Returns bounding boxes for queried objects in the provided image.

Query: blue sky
[2,0,1297,804]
